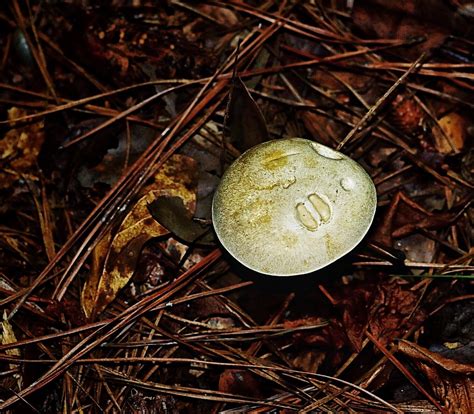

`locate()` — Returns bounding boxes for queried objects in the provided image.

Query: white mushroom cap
[212,138,377,276]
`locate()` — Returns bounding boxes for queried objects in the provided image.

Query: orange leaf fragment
[432,112,466,154]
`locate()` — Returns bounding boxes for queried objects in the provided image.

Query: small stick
[337,53,427,151]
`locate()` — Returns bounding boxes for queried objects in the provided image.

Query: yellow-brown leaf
[432,112,466,154]
[81,154,198,319]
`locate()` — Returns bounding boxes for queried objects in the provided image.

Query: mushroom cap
[212,138,377,276]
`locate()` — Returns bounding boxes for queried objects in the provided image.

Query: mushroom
[212,138,377,276]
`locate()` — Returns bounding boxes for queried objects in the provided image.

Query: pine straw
[0,1,473,412]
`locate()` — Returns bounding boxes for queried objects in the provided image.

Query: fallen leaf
[300,111,340,147]
[148,196,214,246]
[432,112,466,154]
[337,284,376,351]
[311,67,372,92]
[77,124,155,189]
[132,247,175,286]
[287,317,346,352]
[0,107,45,189]
[336,277,428,350]
[352,0,451,55]
[291,349,326,373]
[81,155,198,319]
[1,311,20,357]
[368,279,427,347]
[228,77,269,152]
[373,192,459,246]
[1,311,22,389]
[391,94,424,134]
[394,234,436,272]
[197,5,239,26]
[398,340,473,374]
[398,340,474,414]
[218,369,264,398]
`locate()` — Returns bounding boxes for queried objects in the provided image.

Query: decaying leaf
[368,279,427,347]
[81,155,198,319]
[197,4,239,26]
[398,340,474,414]
[336,278,427,350]
[399,340,473,374]
[1,311,20,357]
[432,112,466,154]
[300,111,341,147]
[148,196,214,246]
[77,124,156,189]
[390,94,424,134]
[394,233,436,274]
[218,369,264,398]
[373,192,459,246]
[0,107,45,189]
[338,283,376,351]
[352,0,452,54]
[228,77,269,152]
[1,311,22,389]
[291,349,326,374]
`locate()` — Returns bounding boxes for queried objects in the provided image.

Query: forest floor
[0,1,473,413]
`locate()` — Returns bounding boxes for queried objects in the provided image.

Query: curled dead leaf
[398,340,473,375]
[398,340,473,414]
[228,77,269,152]
[81,155,197,319]
[148,196,214,246]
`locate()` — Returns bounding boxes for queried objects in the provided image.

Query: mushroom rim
[211,196,377,277]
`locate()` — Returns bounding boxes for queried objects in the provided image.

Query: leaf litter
[0,1,473,412]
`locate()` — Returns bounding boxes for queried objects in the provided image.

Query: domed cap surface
[212,138,377,276]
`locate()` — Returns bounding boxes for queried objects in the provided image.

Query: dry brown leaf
[1,311,22,389]
[228,77,269,152]
[390,94,424,134]
[312,67,372,92]
[373,191,457,246]
[432,112,466,154]
[197,5,239,26]
[291,349,326,373]
[218,369,264,398]
[81,154,198,319]
[398,340,474,414]
[335,278,432,354]
[368,279,427,347]
[398,340,473,375]
[1,311,20,358]
[0,107,45,189]
[338,283,376,351]
[300,111,338,147]
[352,0,451,55]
